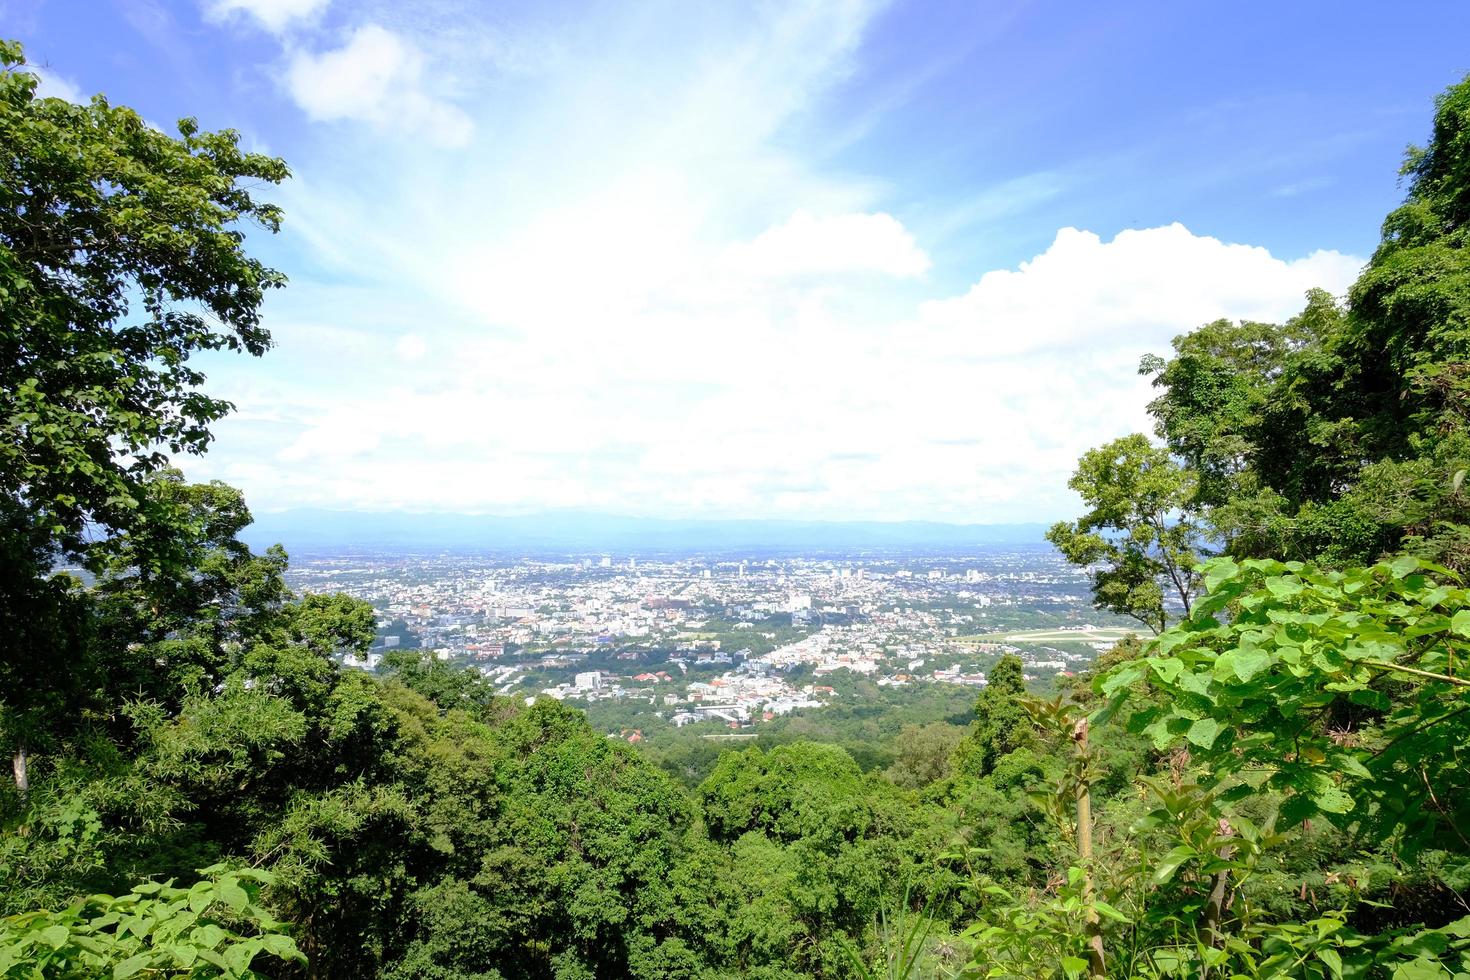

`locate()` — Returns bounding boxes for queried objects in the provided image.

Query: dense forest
[2,37,1469,979]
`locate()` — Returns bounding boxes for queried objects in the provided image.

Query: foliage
[951,656,1035,779]
[10,35,1470,980]
[0,40,286,568]
[0,866,304,979]
[1130,76,1470,571]
[885,723,966,790]
[1100,555,1470,852]
[1047,436,1204,632]
[968,558,1470,979]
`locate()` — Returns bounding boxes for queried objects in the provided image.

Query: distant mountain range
[241,509,1051,556]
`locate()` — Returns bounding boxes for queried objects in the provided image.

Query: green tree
[951,655,1034,779]
[884,722,965,789]
[1047,436,1204,633]
[0,40,288,791]
[1135,74,1470,571]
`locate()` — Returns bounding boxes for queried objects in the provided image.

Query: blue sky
[7,0,1470,522]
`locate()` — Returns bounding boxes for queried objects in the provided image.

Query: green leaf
[1266,576,1304,599]
[1391,956,1452,979]
[1318,947,1343,978]
[1101,664,1146,696]
[224,938,260,975]
[1335,753,1372,779]
[1186,717,1220,749]
[1314,784,1355,815]
[1390,554,1421,579]
[1153,845,1196,883]
[1144,716,1174,751]
[259,934,304,962]
[1148,657,1184,683]
[1204,558,1239,593]
[113,953,152,979]
[1061,956,1088,979]
[216,879,249,912]
[1233,646,1271,682]
[1451,610,1470,638]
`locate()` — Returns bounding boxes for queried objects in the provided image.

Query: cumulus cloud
[203,221,1362,522]
[917,224,1362,358]
[184,2,1368,523]
[722,210,931,279]
[285,25,472,147]
[204,0,328,33]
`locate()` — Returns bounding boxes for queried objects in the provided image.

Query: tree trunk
[12,744,28,800]
[1073,717,1106,977]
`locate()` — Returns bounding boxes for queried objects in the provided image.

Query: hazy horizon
[241,506,1054,555]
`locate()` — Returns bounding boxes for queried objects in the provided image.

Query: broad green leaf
[1153,845,1196,884]
[1266,576,1304,599]
[1391,957,1452,979]
[113,953,152,979]
[1186,717,1220,749]
[1335,754,1372,779]
[1144,717,1174,751]
[216,879,249,912]
[1101,664,1146,696]
[1233,646,1271,682]
[260,934,304,961]
[1314,784,1355,815]
[1148,657,1184,683]
[224,938,260,974]
[1204,559,1240,592]
[1390,554,1421,579]
[1451,609,1470,638]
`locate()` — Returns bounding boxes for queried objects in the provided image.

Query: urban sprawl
[287,547,1140,733]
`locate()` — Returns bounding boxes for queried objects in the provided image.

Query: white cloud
[200,221,1363,522]
[30,66,84,103]
[285,25,472,147]
[722,210,930,279]
[394,333,428,362]
[917,224,1362,358]
[183,2,1368,524]
[276,410,379,462]
[204,0,328,33]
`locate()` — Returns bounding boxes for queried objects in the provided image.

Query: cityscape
[285,545,1142,736]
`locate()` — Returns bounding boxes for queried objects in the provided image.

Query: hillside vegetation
[2,38,1469,979]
